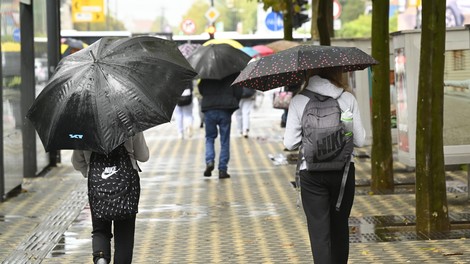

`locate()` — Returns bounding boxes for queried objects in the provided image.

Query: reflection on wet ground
[350,214,470,242]
[0,215,37,222]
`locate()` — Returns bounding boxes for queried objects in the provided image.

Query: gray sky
[108,0,197,27]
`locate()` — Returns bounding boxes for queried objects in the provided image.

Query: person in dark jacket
[198,73,242,179]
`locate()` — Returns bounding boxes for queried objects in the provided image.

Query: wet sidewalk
[1,93,470,263]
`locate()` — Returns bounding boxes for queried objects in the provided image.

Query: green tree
[180,0,211,35]
[336,13,397,38]
[180,0,257,36]
[339,0,366,24]
[415,0,450,235]
[370,0,394,194]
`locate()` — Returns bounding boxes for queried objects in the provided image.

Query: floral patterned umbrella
[231,45,379,91]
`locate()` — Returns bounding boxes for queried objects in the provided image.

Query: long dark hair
[303,68,352,93]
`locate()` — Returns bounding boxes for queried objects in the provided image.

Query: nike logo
[101,166,119,179]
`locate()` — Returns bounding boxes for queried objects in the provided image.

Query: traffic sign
[72,0,104,23]
[205,7,220,23]
[333,0,342,20]
[13,28,21,42]
[265,12,283,31]
[181,19,196,35]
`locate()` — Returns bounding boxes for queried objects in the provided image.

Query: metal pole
[20,1,37,177]
[46,0,61,165]
[0,7,4,200]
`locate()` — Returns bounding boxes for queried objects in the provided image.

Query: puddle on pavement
[48,232,91,257]
[350,215,470,242]
[137,202,280,222]
[0,215,37,222]
[268,153,289,166]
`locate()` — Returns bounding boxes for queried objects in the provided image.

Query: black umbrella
[186,43,251,80]
[231,45,379,91]
[27,36,198,154]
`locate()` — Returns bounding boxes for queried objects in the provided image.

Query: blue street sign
[13,28,21,42]
[265,12,283,31]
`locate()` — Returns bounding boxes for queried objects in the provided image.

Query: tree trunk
[317,0,333,45]
[310,0,319,41]
[283,0,293,40]
[370,0,394,194]
[415,0,450,235]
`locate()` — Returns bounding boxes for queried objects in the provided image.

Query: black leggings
[299,163,355,264]
[91,215,136,264]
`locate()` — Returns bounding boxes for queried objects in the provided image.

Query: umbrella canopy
[61,38,88,56]
[203,38,244,49]
[241,46,260,57]
[27,36,198,154]
[265,40,300,53]
[252,45,274,57]
[178,42,201,58]
[232,45,379,91]
[187,43,251,80]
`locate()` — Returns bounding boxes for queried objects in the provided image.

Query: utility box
[332,38,377,146]
[391,27,470,167]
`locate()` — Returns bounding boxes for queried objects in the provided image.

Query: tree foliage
[339,0,366,24]
[180,0,257,35]
[336,13,397,38]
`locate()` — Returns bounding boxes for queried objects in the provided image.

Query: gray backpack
[300,89,354,171]
[299,89,354,211]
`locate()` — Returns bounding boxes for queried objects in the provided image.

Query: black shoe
[204,162,214,177]
[219,171,231,179]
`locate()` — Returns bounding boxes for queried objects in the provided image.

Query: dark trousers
[91,215,136,264]
[299,163,355,264]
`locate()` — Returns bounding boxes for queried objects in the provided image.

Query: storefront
[1,0,61,200]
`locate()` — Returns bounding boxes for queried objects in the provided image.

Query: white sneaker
[178,133,184,139]
[96,258,108,264]
[242,131,249,138]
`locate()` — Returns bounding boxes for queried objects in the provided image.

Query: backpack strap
[300,89,323,101]
[335,156,351,211]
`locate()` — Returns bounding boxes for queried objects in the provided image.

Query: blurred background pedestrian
[173,82,194,139]
[235,86,256,138]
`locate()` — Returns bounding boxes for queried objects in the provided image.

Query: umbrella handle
[89,50,109,82]
[89,50,97,62]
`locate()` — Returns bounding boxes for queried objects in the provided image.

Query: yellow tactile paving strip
[1,97,470,263]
